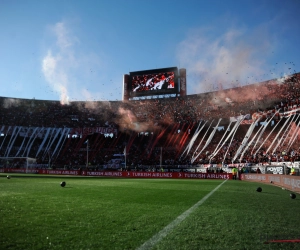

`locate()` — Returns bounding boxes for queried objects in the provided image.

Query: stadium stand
[0,73,300,172]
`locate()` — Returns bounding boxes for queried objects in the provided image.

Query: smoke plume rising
[177,27,271,94]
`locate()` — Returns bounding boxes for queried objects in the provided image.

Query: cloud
[53,22,74,49]
[2,98,21,108]
[176,27,270,94]
[42,22,75,104]
[42,50,70,105]
[116,106,160,133]
[41,21,107,104]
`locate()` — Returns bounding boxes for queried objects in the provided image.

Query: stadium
[1,67,300,175]
[1,67,300,249]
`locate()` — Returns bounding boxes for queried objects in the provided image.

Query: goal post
[0,157,37,174]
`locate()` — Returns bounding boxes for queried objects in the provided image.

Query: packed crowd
[0,73,300,169]
[1,74,299,128]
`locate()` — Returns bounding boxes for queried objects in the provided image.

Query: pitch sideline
[136,179,228,250]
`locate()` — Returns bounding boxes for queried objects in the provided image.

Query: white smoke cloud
[42,21,107,105]
[54,22,74,49]
[42,22,74,104]
[42,22,116,104]
[2,98,21,108]
[177,27,270,94]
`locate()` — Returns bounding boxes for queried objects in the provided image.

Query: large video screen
[129,67,178,97]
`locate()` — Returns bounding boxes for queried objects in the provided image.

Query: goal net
[0,157,37,174]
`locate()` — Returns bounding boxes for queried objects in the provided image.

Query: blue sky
[0,0,299,103]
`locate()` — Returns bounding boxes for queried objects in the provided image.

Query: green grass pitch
[0,174,299,250]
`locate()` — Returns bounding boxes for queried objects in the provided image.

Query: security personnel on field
[290,166,296,175]
[232,167,238,180]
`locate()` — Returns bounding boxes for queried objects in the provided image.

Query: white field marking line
[136,179,228,250]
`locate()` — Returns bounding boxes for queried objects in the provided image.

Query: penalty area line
[136,179,228,250]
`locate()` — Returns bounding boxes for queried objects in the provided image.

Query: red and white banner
[40,169,80,175]
[1,168,231,179]
[86,171,231,179]
[0,168,39,174]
